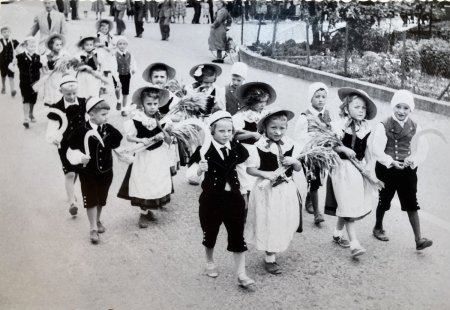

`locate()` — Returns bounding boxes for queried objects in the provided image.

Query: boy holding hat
[372,89,432,251]
[0,25,19,97]
[46,74,87,216]
[67,96,123,244]
[186,110,256,290]
[224,62,248,115]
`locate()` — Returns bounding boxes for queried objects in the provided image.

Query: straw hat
[77,35,98,48]
[189,63,222,78]
[338,87,377,120]
[236,82,277,106]
[132,86,170,108]
[257,107,295,131]
[45,33,66,50]
[142,63,176,82]
[96,19,114,32]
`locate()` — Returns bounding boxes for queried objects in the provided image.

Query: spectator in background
[132,0,146,38]
[70,0,80,20]
[192,0,201,24]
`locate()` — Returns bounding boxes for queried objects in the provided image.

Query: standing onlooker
[114,0,130,35]
[158,0,175,41]
[132,0,146,38]
[70,0,80,20]
[208,0,214,23]
[92,0,106,20]
[29,0,67,54]
[208,0,231,63]
[192,0,201,24]
[174,0,186,23]
[201,0,210,24]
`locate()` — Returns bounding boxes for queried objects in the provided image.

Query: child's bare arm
[234,130,261,141]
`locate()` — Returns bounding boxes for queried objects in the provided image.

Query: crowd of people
[0,0,434,292]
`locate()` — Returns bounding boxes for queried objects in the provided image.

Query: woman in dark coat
[208,0,230,63]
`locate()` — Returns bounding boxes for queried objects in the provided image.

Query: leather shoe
[69,204,78,216]
[238,276,256,291]
[97,221,106,234]
[90,230,99,244]
[416,238,433,250]
[373,228,389,241]
[138,214,149,228]
[314,213,325,225]
[265,261,281,275]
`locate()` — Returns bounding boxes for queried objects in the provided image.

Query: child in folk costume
[74,36,102,98]
[96,19,121,97]
[294,82,331,225]
[117,86,173,228]
[233,82,275,200]
[185,63,225,116]
[91,0,106,20]
[186,110,256,290]
[141,62,178,115]
[372,90,432,251]
[245,108,302,275]
[115,36,136,116]
[67,97,123,244]
[0,26,19,97]
[324,88,378,257]
[224,62,248,116]
[46,75,87,216]
[15,37,42,129]
[142,62,180,174]
[38,34,70,106]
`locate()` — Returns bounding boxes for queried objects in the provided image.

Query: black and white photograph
[0,0,449,309]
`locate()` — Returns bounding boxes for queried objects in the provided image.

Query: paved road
[1,2,450,309]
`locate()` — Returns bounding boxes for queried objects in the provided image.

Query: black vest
[258,145,294,177]
[133,119,165,151]
[236,121,259,145]
[47,97,87,145]
[341,132,370,161]
[189,142,249,193]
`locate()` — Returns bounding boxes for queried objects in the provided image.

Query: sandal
[238,276,256,291]
[373,228,389,241]
[205,264,218,278]
[416,238,433,250]
[90,230,99,244]
[351,247,366,258]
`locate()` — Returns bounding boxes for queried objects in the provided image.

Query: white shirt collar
[88,119,99,131]
[308,105,325,116]
[64,97,79,109]
[211,139,231,158]
[392,113,408,128]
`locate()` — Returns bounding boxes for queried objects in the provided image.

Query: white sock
[206,262,216,269]
[265,253,276,263]
[349,240,361,250]
[333,229,344,238]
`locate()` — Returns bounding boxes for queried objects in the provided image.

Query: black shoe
[23,122,29,129]
[212,59,224,64]
[264,261,281,275]
[69,204,78,216]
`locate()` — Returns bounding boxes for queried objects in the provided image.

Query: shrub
[419,39,450,78]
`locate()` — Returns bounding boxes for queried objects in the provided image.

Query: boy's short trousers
[375,163,420,212]
[79,171,113,208]
[58,143,77,175]
[199,190,247,253]
[0,66,14,78]
[19,83,38,104]
[119,74,131,95]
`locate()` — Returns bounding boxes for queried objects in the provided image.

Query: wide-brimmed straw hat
[338,87,377,120]
[142,63,177,82]
[45,33,66,50]
[236,82,277,106]
[96,19,114,32]
[257,107,295,132]
[77,35,99,48]
[132,86,170,108]
[189,63,222,78]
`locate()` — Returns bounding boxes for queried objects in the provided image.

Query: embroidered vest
[382,117,416,161]
[225,85,241,116]
[302,108,332,131]
[116,51,131,75]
